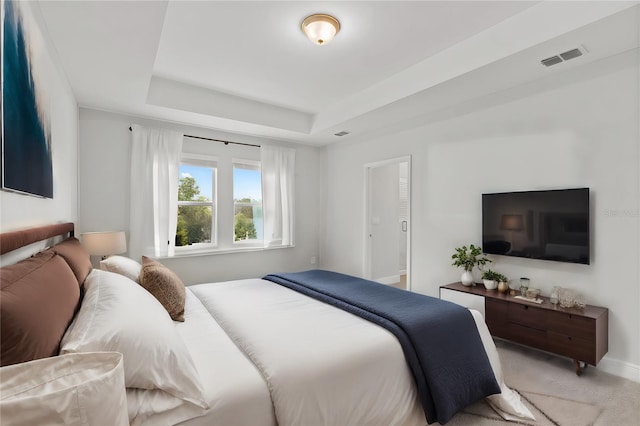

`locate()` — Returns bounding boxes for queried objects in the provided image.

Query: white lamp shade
[301,14,340,45]
[81,231,127,256]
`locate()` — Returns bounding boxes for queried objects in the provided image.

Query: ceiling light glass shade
[301,14,340,45]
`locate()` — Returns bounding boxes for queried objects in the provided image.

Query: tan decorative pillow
[139,256,185,321]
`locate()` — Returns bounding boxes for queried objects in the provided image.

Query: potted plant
[494,273,509,293]
[481,269,500,290]
[451,244,491,286]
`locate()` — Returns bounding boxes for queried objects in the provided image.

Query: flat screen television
[482,188,590,265]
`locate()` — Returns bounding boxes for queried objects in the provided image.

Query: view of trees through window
[176,164,214,247]
[175,160,262,248]
[233,163,262,242]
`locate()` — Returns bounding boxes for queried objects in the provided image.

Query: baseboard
[399,269,407,275]
[598,356,640,382]
[375,275,400,285]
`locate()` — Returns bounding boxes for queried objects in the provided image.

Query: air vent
[560,48,583,61]
[541,46,587,67]
[334,131,350,137]
[541,56,563,67]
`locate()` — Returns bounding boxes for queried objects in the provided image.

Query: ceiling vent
[541,46,587,67]
[560,48,583,61]
[334,131,350,137]
[541,56,563,67]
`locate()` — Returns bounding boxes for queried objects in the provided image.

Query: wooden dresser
[440,282,608,375]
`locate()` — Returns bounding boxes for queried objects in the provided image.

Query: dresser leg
[574,360,587,376]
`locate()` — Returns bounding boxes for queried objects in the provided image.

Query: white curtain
[129,125,183,260]
[261,145,295,247]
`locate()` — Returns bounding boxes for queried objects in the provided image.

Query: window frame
[175,154,218,253]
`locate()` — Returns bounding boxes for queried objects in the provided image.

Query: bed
[0,223,533,425]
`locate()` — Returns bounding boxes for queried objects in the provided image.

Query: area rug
[447,389,603,426]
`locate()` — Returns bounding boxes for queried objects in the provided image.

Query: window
[176,157,216,249]
[233,161,263,243]
[173,144,292,255]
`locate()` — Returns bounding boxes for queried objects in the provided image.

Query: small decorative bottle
[519,277,530,296]
[550,286,560,305]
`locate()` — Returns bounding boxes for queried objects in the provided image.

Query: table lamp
[81,231,127,260]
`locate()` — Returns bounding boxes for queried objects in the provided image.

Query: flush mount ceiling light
[301,14,340,45]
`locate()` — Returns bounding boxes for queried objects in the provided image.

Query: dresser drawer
[485,299,509,338]
[486,299,508,322]
[486,320,510,339]
[547,310,594,340]
[508,303,546,330]
[508,323,547,350]
[547,331,595,364]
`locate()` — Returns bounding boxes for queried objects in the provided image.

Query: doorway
[364,156,411,291]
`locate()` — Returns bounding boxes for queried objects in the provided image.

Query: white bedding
[175,278,533,426]
[128,288,275,426]
[190,278,425,426]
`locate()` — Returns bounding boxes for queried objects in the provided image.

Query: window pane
[179,164,213,201]
[233,164,262,241]
[177,162,215,247]
[234,203,263,241]
[176,205,213,246]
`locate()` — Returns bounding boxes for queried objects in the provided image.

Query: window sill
[158,244,294,259]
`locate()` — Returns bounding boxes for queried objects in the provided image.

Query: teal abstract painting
[2,0,53,198]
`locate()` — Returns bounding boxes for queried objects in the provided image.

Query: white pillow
[100,255,142,283]
[0,352,128,426]
[60,270,208,420]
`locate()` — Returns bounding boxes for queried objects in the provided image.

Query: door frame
[363,156,411,291]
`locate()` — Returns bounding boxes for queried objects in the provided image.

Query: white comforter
[185,278,533,426]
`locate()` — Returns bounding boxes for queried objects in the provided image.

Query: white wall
[321,50,640,379]
[0,2,78,264]
[78,108,321,284]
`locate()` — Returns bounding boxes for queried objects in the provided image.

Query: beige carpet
[446,339,640,426]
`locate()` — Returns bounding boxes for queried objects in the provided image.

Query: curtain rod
[128,127,260,148]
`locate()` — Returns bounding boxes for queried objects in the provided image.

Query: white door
[364,157,411,290]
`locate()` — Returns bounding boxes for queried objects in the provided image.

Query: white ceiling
[155,1,535,113]
[37,1,640,146]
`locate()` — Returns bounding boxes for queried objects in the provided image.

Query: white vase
[461,271,474,286]
[483,279,497,290]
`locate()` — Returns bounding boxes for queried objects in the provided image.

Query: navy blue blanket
[263,270,500,424]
